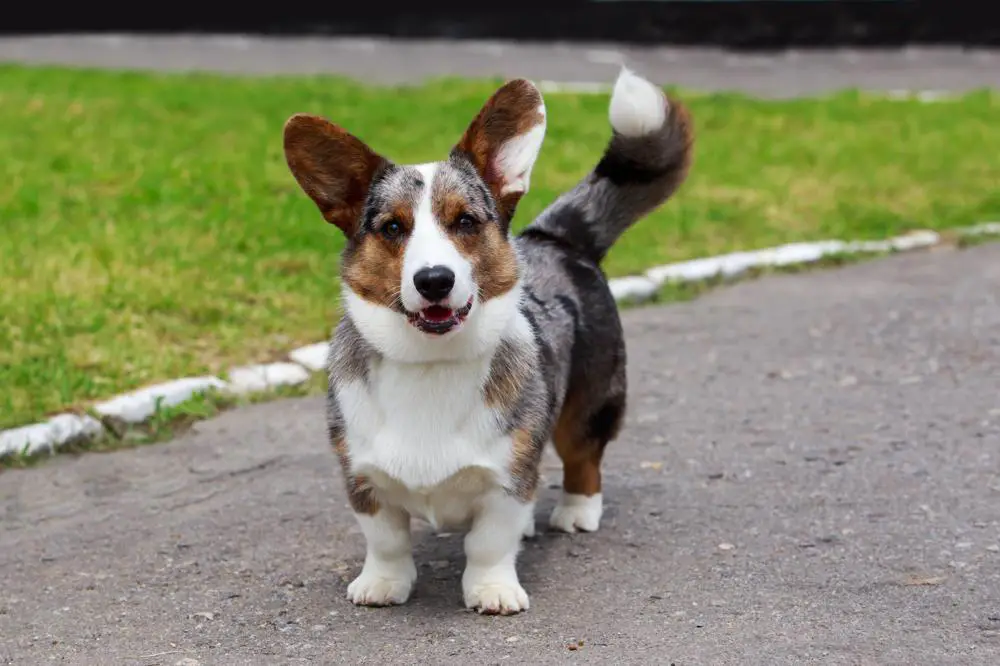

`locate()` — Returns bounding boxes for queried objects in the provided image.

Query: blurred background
[2,0,998,48]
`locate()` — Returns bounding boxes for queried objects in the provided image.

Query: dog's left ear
[453,79,547,221]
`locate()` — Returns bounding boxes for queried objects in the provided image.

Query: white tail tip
[608,67,668,138]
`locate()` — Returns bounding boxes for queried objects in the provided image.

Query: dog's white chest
[337,357,510,527]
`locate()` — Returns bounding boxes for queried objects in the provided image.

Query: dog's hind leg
[549,376,626,534]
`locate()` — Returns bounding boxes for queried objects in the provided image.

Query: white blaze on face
[401,163,475,313]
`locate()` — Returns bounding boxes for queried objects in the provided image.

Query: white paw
[522,519,536,539]
[346,560,416,607]
[549,492,603,533]
[464,578,530,615]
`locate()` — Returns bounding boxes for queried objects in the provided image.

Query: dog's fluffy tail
[521,67,693,263]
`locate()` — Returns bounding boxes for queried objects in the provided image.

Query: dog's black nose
[413,265,456,302]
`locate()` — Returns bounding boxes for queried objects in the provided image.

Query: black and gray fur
[508,94,693,497]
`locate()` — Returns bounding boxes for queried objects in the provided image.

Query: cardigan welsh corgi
[283,67,693,615]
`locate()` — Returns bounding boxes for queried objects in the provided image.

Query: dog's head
[284,80,546,362]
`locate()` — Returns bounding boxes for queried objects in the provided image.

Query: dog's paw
[347,561,416,607]
[549,492,603,533]
[464,580,530,615]
[522,519,536,539]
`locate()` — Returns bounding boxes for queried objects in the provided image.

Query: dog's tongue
[422,305,453,322]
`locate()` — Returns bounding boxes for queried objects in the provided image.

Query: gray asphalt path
[0,35,998,95]
[2,244,999,665]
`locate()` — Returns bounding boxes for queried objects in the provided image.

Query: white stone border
[1,223,997,460]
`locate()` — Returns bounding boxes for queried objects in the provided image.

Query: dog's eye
[380,219,403,239]
[456,214,479,233]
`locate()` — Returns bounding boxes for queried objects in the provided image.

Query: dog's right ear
[283,114,389,236]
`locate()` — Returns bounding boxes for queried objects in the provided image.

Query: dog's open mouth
[406,298,474,335]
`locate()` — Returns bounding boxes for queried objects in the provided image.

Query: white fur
[401,163,476,313]
[347,507,417,605]
[462,490,534,614]
[608,67,667,138]
[496,101,547,195]
[339,308,538,611]
[341,360,504,495]
[344,282,523,364]
[549,492,603,533]
[339,310,535,494]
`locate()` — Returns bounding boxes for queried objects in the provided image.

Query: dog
[282,66,693,615]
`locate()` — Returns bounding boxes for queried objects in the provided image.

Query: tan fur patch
[346,475,380,515]
[333,437,380,514]
[456,223,519,301]
[433,188,467,226]
[454,79,545,220]
[508,428,541,502]
[283,114,387,236]
[551,400,605,497]
[341,206,413,310]
[432,189,519,302]
[482,339,531,413]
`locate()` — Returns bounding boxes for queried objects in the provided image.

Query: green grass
[1,65,998,429]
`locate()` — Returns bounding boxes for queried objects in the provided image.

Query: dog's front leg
[463,490,534,615]
[347,506,417,606]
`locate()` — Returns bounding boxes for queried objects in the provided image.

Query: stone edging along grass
[2,222,998,464]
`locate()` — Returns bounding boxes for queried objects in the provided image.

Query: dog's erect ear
[453,79,547,220]
[284,114,389,236]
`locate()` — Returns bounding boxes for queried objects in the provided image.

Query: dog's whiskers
[385,288,404,311]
